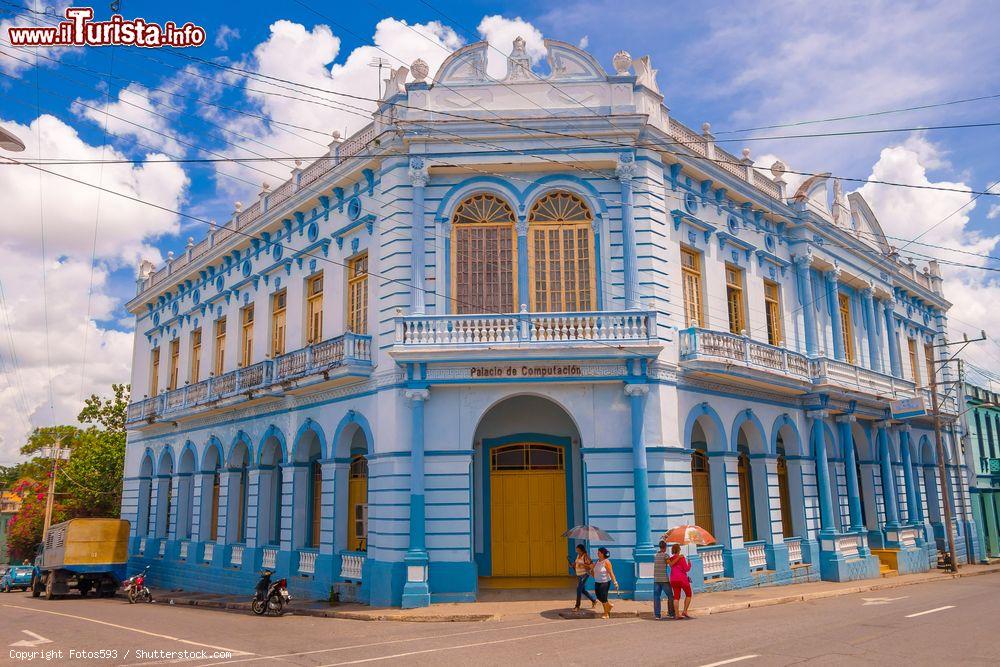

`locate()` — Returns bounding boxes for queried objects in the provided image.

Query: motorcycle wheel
[251,598,266,615]
[142,589,152,603]
[128,589,137,604]
[266,593,284,616]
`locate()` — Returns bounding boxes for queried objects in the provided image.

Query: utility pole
[40,442,71,536]
[931,330,986,573]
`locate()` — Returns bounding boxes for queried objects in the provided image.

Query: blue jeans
[652,581,676,618]
[575,575,595,606]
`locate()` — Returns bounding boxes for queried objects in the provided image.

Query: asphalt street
[0,574,996,666]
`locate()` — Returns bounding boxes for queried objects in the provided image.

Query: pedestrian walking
[652,540,676,619]
[592,547,620,619]
[568,544,597,611]
[668,544,693,619]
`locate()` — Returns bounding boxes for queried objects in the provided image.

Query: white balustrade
[340,552,365,581]
[262,547,278,570]
[179,541,189,560]
[138,537,147,555]
[786,538,803,565]
[298,550,318,575]
[397,311,655,346]
[203,541,215,563]
[899,528,918,547]
[746,542,767,570]
[837,534,861,559]
[231,544,245,567]
[158,540,166,557]
[700,547,725,577]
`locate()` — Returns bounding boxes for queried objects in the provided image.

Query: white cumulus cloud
[0,114,187,463]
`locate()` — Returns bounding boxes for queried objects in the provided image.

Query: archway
[154,449,174,539]
[772,416,805,539]
[293,425,324,550]
[137,452,154,538]
[333,416,372,554]
[200,440,222,542]
[227,439,251,544]
[687,407,729,545]
[473,395,581,580]
[527,191,596,312]
[257,429,285,547]
[733,414,769,543]
[176,445,196,540]
[451,193,518,314]
[856,424,881,532]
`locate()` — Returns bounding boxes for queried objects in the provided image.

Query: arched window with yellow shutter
[528,191,595,312]
[452,194,517,314]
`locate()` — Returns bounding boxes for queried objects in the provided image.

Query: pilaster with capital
[792,251,818,356]
[861,285,882,372]
[515,216,529,308]
[882,299,902,378]
[898,425,920,525]
[876,422,901,529]
[825,268,846,361]
[836,415,864,532]
[809,410,836,535]
[616,153,641,311]
[402,386,431,608]
[624,382,654,598]
[408,157,429,315]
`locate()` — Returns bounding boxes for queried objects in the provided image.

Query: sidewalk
[152,562,1000,623]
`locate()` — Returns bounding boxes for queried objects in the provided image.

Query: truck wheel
[30,576,41,598]
[44,575,57,600]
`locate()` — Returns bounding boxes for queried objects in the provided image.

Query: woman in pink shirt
[668,544,693,619]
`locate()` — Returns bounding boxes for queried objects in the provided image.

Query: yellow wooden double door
[490,469,567,577]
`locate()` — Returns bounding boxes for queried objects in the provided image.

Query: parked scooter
[251,570,290,616]
[122,566,152,604]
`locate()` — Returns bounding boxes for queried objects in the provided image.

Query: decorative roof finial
[504,36,535,81]
[410,58,429,83]
[613,50,632,75]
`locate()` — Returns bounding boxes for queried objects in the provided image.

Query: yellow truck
[31,518,129,599]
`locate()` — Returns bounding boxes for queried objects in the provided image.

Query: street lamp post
[0,125,26,152]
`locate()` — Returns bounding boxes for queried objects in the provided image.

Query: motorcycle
[123,566,152,604]
[251,570,290,616]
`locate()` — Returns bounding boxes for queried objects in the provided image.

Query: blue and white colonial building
[121,39,976,607]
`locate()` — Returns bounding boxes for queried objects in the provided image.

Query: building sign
[470,364,583,379]
[890,397,927,420]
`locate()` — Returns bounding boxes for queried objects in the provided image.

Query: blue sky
[0,0,998,460]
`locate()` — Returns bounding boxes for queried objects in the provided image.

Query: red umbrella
[661,524,716,546]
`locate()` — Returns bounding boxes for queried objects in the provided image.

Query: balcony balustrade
[745,540,767,571]
[699,544,725,578]
[339,551,365,581]
[298,549,318,575]
[680,327,954,410]
[261,547,278,570]
[785,537,803,565]
[395,310,657,350]
[126,333,372,426]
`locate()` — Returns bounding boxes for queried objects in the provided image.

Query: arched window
[691,449,714,535]
[348,456,369,552]
[309,460,322,548]
[452,193,517,314]
[737,450,757,541]
[528,192,595,312]
[776,452,794,538]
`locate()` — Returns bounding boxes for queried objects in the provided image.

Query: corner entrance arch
[473,395,582,581]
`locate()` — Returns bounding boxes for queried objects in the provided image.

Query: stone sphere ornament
[411,58,429,83]
[613,50,632,75]
[770,160,787,179]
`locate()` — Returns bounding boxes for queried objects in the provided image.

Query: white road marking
[316,619,643,666]
[9,630,52,647]
[196,619,565,666]
[697,657,760,667]
[0,603,252,656]
[861,596,908,606]
[905,605,955,618]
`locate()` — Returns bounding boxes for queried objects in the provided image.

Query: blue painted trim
[684,402,729,452]
[332,410,375,459]
[292,418,328,461]
[155,445,175,475]
[731,408,771,455]
[257,425,288,465]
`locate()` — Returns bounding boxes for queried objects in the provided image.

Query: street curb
[157,566,1000,623]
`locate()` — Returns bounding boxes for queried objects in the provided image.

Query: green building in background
[963,363,1000,561]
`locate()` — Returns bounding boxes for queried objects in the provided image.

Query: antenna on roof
[369,57,392,98]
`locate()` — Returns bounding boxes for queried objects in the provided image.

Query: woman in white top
[592,547,620,619]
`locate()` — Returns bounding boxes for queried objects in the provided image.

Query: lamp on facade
[0,125,25,152]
